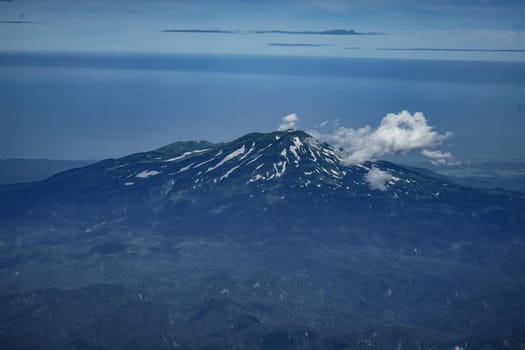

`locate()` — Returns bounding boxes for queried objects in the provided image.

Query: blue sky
[1,0,525,60]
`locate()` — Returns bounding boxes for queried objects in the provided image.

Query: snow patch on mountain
[207,145,246,172]
[177,163,194,173]
[165,149,211,162]
[136,170,161,178]
[220,165,240,180]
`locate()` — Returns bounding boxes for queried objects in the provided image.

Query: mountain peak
[162,129,341,187]
[232,129,312,144]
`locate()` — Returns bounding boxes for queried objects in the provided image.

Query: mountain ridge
[1,130,523,236]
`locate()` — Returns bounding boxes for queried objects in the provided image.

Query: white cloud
[278,113,299,131]
[311,110,453,165]
[365,167,392,191]
[421,149,458,165]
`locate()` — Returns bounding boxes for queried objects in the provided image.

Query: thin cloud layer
[0,20,39,24]
[378,48,525,53]
[160,29,236,34]
[312,110,453,165]
[268,43,332,47]
[160,28,384,36]
[254,29,385,35]
[278,113,299,131]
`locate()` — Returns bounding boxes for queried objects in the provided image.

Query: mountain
[0,130,524,349]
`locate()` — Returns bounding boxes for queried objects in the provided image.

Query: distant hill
[400,159,525,192]
[0,159,96,184]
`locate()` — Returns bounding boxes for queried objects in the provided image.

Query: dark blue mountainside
[0,130,524,349]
